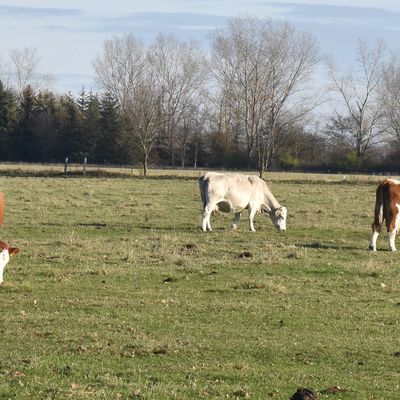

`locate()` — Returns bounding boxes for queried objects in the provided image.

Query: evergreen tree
[81,91,101,161]
[35,90,59,161]
[0,81,18,160]
[13,85,42,161]
[96,91,130,164]
[58,92,81,161]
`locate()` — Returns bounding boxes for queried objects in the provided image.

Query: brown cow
[369,179,400,252]
[0,194,21,283]
[0,240,20,284]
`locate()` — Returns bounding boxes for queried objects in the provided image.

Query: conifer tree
[0,81,18,160]
[97,91,129,164]
[13,85,41,161]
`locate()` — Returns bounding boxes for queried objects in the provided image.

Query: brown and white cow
[369,179,400,252]
[0,193,20,283]
[199,172,287,232]
[0,240,20,284]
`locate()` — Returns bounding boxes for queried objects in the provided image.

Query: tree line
[1,16,400,176]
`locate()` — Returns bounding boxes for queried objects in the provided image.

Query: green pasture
[0,171,399,399]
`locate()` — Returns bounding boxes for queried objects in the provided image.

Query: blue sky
[1,0,400,94]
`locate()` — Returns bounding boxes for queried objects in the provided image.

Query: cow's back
[201,173,261,211]
[385,179,400,203]
[373,179,400,229]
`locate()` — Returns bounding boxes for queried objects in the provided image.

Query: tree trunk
[193,140,198,168]
[181,148,186,168]
[170,144,175,167]
[143,153,148,176]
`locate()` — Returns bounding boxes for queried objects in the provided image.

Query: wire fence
[0,161,398,185]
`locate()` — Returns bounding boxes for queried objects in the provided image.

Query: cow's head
[270,206,287,231]
[0,240,20,284]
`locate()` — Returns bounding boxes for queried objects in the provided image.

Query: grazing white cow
[369,179,400,252]
[199,172,287,232]
[0,240,20,284]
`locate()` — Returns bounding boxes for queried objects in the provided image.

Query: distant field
[0,170,399,399]
[0,162,397,184]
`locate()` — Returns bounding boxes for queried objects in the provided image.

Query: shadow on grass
[296,242,362,251]
[300,242,395,252]
[137,225,203,232]
[77,222,107,228]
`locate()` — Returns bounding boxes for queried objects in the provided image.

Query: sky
[1,0,400,94]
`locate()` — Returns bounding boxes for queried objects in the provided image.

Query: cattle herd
[0,174,399,284]
[198,172,400,253]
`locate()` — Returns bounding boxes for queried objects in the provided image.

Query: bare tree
[210,17,319,177]
[8,47,39,94]
[94,34,161,175]
[210,17,269,166]
[0,55,5,83]
[148,33,206,167]
[325,39,386,161]
[259,22,319,175]
[175,99,208,168]
[93,34,147,112]
[380,54,400,144]
[126,80,162,176]
[7,47,54,94]
[7,47,55,94]
[177,103,194,168]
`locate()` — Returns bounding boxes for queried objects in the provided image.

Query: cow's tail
[199,174,209,210]
[372,182,385,232]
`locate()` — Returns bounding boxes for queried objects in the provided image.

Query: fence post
[83,157,87,175]
[64,157,69,174]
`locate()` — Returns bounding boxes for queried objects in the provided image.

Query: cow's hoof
[368,245,376,252]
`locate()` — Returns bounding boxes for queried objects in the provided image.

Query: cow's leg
[389,230,397,252]
[202,205,213,232]
[387,205,400,251]
[232,212,241,230]
[206,211,212,231]
[249,208,257,232]
[369,228,379,252]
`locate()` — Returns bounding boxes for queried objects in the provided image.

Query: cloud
[263,2,400,30]
[38,11,228,43]
[96,12,228,33]
[0,5,82,18]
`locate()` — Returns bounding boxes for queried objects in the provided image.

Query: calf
[0,240,20,284]
[369,179,400,251]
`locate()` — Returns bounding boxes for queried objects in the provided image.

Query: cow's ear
[9,247,20,256]
[275,209,282,217]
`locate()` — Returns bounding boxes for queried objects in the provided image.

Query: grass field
[0,170,399,399]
